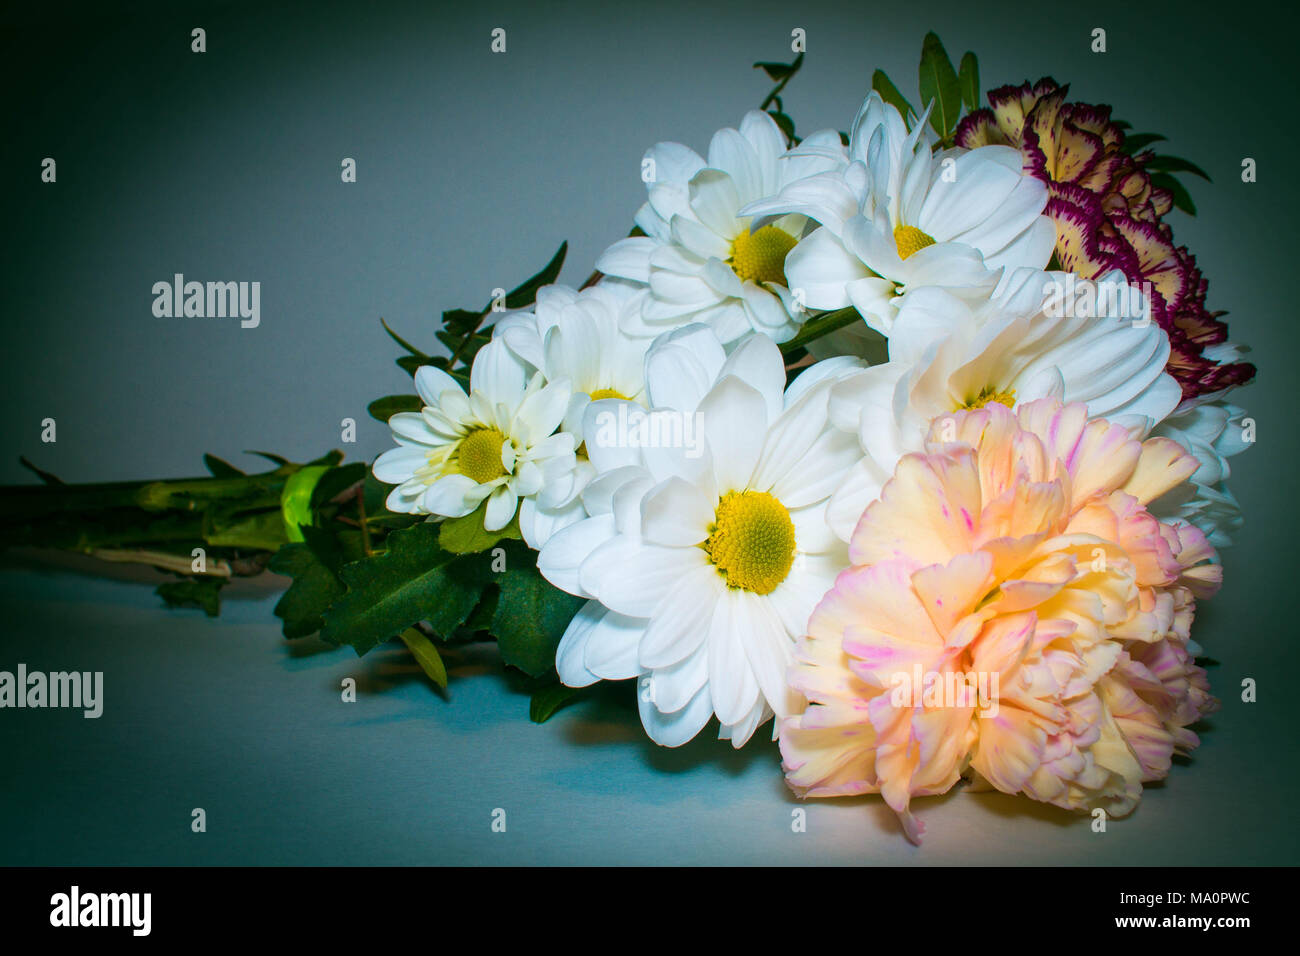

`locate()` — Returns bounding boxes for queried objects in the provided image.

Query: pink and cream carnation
[778,399,1221,843]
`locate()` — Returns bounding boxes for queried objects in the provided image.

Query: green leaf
[461,584,500,636]
[203,454,245,478]
[439,500,522,554]
[396,354,428,377]
[269,540,346,638]
[156,577,226,617]
[399,628,448,688]
[958,51,980,112]
[754,60,794,81]
[871,69,916,123]
[309,462,367,511]
[767,110,796,144]
[18,456,64,486]
[504,241,568,310]
[1149,172,1197,216]
[441,308,483,336]
[279,464,331,542]
[206,509,288,551]
[918,32,962,137]
[530,682,586,723]
[367,394,423,423]
[1120,132,1167,154]
[321,522,491,655]
[1144,154,1211,181]
[381,318,431,359]
[492,561,585,678]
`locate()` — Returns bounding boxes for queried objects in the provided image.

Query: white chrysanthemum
[491,279,655,546]
[1150,399,1252,546]
[595,111,842,345]
[373,340,577,532]
[825,268,1183,539]
[741,92,1056,337]
[536,327,862,747]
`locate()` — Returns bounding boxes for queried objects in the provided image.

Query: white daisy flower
[741,92,1056,336]
[824,268,1183,539]
[536,327,862,747]
[372,339,577,532]
[595,111,843,345]
[491,279,655,546]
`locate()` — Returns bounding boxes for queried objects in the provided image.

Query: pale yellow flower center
[588,387,628,401]
[730,225,797,285]
[961,386,1018,410]
[457,426,508,483]
[703,491,796,595]
[893,224,936,260]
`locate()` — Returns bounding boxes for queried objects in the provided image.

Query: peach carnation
[779,399,1221,843]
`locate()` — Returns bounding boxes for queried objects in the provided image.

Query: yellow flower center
[703,491,796,595]
[893,224,936,260]
[457,426,509,483]
[730,225,797,285]
[588,387,627,401]
[962,385,1018,410]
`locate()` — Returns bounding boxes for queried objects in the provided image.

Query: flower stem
[779,306,863,355]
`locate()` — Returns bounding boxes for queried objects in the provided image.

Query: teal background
[1,0,1296,863]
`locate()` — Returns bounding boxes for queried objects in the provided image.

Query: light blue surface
[0,563,1289,865]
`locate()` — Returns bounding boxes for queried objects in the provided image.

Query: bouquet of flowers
[2,34,1254,843]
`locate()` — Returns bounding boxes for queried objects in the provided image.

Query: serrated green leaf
[492,562,585,678]
[399,627,448,688]
[439,500,522,554]
[156,577,227,617]
[367,394,423,423]
[958,52,980,111]
[918,32,962,137]
[321,523,491,655]
[871,69,915,124]
[269,540,346,638]
[530,682,585,723]
[461,583,500,636]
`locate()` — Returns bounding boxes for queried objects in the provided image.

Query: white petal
[639,563,724,669]
[640,476,714,547]
[639,679,714,747]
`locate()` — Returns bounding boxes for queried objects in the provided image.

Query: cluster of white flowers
[374,94,1252,750]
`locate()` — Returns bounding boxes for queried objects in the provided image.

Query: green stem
[780,307,863,355]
